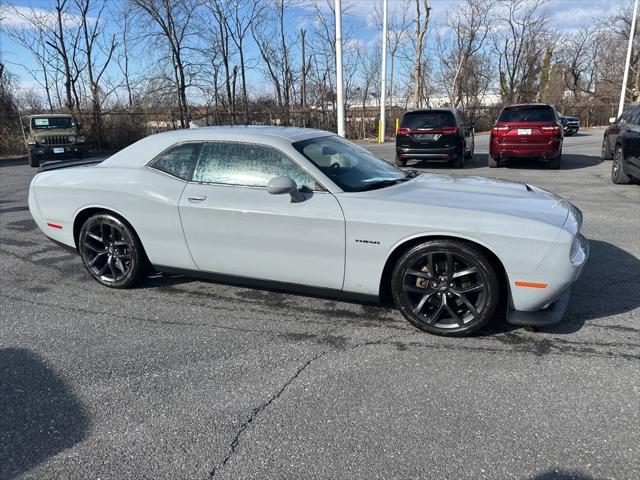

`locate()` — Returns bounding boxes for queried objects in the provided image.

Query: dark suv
[602,103,640,184]
[395,108,474,168]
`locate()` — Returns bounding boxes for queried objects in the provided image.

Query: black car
[558,112,580,136]
[395,108,474,168]
[601,103,640,184]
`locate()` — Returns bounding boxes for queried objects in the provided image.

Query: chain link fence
[0,103,621,157]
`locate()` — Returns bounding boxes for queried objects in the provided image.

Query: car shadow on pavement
[499,154,602,171]
[0,348,89,479]
[403,155,487,170]
[0,158,28,168]
[530,469,595,479]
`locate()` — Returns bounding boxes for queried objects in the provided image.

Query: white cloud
[0,4,93,31]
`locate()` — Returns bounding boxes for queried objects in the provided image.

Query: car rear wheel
[611,146,631,185]
[488,155,499,168]
[391,240,500,336]
[78,213,147,288]
[548,150,562,169]
[453,148,464,168]
[395,156,407,167]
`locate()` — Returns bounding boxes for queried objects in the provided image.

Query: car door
[626,106,640,170]
[178,141,346,289]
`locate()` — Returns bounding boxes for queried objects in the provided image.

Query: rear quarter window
[498,106,556,123]
[401,111,456,129]
[150,143,200,180]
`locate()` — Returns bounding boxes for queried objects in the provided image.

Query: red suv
[489,104,563,169]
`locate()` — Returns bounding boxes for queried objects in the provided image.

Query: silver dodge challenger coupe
[28,126,589,336]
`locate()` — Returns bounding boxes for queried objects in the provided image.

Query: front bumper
[30,144,85,158]
[396,145,458,162]
[506,233,589,326]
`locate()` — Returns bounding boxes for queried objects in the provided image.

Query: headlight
[68,135,76,142]
[35,137,45,144]
[77,136,85,143]
[570,234,588,266]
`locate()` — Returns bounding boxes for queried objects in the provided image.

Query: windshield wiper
[353,178,409,192]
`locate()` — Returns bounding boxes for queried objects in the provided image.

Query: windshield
[292,135,408,192]
[31,117,74,130]
[401,111,456,129]
[498,106,555,123]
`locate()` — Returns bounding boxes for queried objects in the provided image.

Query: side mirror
[609,117,616,124]
[266,176,305,203]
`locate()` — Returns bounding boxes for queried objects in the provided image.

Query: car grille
[42,135,71,146]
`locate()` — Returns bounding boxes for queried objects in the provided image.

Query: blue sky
[0,0,623,96]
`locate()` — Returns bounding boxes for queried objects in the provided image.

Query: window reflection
[193,142,316,190]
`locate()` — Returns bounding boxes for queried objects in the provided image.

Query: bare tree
[76,0,117,147]
[492,0,554,103]
[132,0,200,128]
[437,0,493,107]
[410,0,431,108]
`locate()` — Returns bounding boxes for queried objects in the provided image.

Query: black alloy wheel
[391,240,499,336]
[78,213,146,288]
[611,146,631,185]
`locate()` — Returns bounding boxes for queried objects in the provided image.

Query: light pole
[335,0,345,137]
[618,0,639,117]
[379,0,388,143]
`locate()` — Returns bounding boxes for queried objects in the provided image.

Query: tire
[548,150,561,169]
[488,155,499,168]
[465,136,474,159]
[391,240,500,336]
[28,151,40,168]
[611,146,631,185]
[601,138,613,160]
[453,148,464,168]
[78,213,148,288]
[395,156,407,167]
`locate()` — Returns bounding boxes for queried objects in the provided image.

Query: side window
[620,108,634,125]
[631,106,640,126]
[192,142,318,190]
[150,143,200,180]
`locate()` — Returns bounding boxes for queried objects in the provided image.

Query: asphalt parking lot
[1,128,639,479]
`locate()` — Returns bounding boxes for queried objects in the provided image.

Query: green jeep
[25,114,86,167]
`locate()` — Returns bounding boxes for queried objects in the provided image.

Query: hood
[31,128,77,136]
[363,173,570,229]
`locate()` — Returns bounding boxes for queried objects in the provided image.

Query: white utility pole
[619,0,639,117]
[335,0,345,137]
[379,0,388,143]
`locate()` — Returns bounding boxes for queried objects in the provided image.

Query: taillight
[540,125,561,133]
[492,126,510,134]
[441,126,459,134]
[397,127,411,135]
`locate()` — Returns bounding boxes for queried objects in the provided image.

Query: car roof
[154,125,332,143]
[502,103,553,109]
[30,113,74,118]
[102,125,335,169]
[403,108,457,115]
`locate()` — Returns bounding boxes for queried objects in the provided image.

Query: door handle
[188,195,207,202]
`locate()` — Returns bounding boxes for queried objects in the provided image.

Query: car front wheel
[611,146,631,184]
[391,240,500,336]
[78,213,147,288]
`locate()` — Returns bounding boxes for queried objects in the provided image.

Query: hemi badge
[515,281,548,289]
[47,223,63,229]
